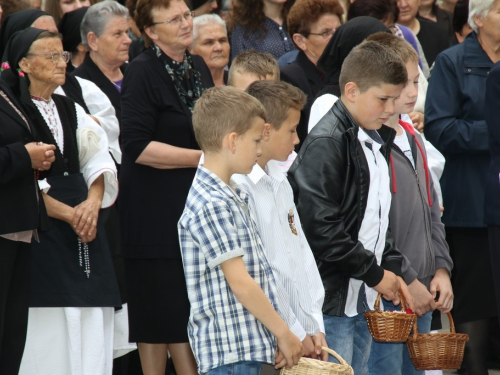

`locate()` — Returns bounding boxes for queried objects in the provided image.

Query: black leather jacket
[288,100,403,316]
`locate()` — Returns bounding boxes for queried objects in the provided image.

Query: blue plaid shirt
[179,167,294,374]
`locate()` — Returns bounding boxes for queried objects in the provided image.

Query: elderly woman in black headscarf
[0,8,122,167]
[1,27,120,374]
[57,7,89,72]
[307,17,390,130]
[0,65,55,375]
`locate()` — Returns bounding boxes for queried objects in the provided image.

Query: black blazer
[485,61,500,225]
[118,48,214,259]
[72,54,127,124]
[281,51,324,150]
[0,82,45,234]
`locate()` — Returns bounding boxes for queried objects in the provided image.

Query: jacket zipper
[392,144,435,276]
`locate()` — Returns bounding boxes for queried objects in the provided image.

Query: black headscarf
[58,7,89,54]
[316,17,391,98]
[0,9,49,62]
[1,28,46,119]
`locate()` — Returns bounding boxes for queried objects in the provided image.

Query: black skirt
[446,227,497,324]
[124,258,190,343]
[30,173,121,308]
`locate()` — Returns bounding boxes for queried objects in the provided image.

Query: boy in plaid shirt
[178,86,303,375]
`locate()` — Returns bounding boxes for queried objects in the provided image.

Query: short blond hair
[366,32,419,65]
[228,49,280,85]
[246,80,306,130]
[193,86,267,153]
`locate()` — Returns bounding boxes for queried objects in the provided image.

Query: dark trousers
[488,225,500,326]
[0,237,31,375]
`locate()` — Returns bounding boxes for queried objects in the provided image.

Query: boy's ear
[344,82,359,103]
[262,123,272,142]
[228,132,238,154]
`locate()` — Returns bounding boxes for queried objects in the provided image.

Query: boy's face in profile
[350,83,403,130]
[394,61,420,115]
[266,108,301,162]
[233,116,265,174]
[231,72,277,90]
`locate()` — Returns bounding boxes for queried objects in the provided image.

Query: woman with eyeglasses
[1,27,120,375]
[280,0,343,148]
[119,0,213,374]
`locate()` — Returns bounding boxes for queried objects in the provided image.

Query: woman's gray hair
[80,0,129,47]
[192,14,227,43]
[468,0,495,33]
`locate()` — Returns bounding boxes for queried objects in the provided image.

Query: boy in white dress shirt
[232,80,328,361]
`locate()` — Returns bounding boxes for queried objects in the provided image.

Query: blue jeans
[205,361,263,375]
[323,313,372,375]
[368,300,433,375]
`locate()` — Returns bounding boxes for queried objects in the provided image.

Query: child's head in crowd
[367,32,420,116]
[193,86,267,175]
[245,80,306,167]
[228,49,280,90]
[339,40,407,130]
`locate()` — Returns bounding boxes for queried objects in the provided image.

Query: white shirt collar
[358,127,382,153]
[247,160,286,185]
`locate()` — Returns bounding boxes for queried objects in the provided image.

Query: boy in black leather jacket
[288,40,413,375]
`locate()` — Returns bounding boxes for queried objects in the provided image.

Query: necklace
[30,94,51,103]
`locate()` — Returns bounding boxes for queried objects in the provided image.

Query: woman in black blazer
[280,0,343,149]
[119,0,213,373]
[0,81,55,375]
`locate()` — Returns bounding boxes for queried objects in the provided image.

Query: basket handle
[321,346,348,365]
[373,289,407,312]
[411,312,455,339]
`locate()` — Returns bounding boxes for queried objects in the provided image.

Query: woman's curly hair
[231,0,296,37]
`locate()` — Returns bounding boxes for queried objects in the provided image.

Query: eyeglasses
[152,11,195,27]
[308,29,336,39]
[26,51,71,63]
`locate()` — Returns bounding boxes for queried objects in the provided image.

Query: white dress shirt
[344,128,391,317]
[233,160,325,335]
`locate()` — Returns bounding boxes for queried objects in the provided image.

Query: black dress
[119,48,213,342]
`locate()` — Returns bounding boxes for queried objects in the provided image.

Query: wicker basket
[406,312,469,370]
[365,291,416,342]
[280,347,354,375]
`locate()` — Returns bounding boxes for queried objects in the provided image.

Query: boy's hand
[408,279,436,316]
[274,330,302,369]
[301,334,315,358]
[373,270,400,302]
[430,268,453,313]
[409,111,424,133]
[311,333,329,361]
